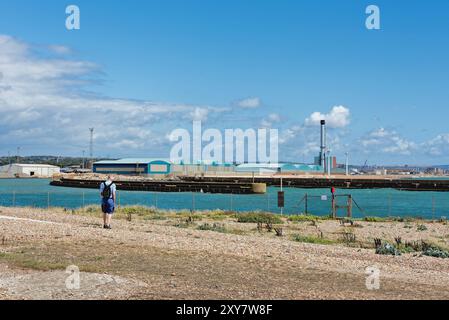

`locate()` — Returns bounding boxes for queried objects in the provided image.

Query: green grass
[288,214,329,222]
[291,234,335,245]
[119,206,159,216]
[363,216,389,222]
[0,251,67,271]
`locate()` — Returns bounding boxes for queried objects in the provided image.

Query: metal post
[348,195,353,218]
[280,177,283,215]
[82,191,85,208]
[12,191,16,207]
[305,194,308,215]
[47,192,50,209]
[332,195,336,218]
[230,194,233,211]
[192,193,195,211]
[320,120,326,171]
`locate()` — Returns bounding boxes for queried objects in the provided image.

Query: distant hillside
[0,156,105,167]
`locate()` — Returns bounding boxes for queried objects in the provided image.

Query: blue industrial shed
[93,158,172,175]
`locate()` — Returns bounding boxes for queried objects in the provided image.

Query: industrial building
[93,158,172,175]
[0,164,61,178]
[172,161,234,175]
[93,158,235,176]
[93,157,326,177]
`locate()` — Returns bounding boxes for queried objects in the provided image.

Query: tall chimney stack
[320,120,326,171]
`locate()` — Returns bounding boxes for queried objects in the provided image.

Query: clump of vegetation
[364,216,388,222]
[341,231,357,244]
[363,216,418,223]
[288,214,328,223]
[417,224,428,231]
[375,241,401,256]
[292,234,334,245]
[422,246,449,259]
[197,223,227,233]
[237,212,283,224]
[173,215,197,229]
[374,238,448,258]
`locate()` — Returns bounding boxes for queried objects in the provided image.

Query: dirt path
[0,206,448,300]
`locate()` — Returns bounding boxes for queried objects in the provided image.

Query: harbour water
[1,179,448,219]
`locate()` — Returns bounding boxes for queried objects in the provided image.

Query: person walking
[100,176,116,229]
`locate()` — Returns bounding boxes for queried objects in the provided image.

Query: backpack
[101,181,113,199]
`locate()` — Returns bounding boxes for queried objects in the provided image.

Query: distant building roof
[94,158,172,165]
[3,164,60,168]
[236,163,283,169]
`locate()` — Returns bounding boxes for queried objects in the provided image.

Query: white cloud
[0,35,226,156]
[236,97,261,109]
[188,107,210,121]
[48,45,72,55]
[422,134,449,156]
[305,106,351,128]
[261,113,281,128]
[359,128,417,156]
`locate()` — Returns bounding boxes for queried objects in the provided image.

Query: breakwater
[50,178,267,194]
[180,176,449,192]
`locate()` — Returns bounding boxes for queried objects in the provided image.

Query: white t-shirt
[100,180,116,199]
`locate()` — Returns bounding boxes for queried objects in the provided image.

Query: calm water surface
[1,179,449,219]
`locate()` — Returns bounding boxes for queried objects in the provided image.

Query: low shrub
[197,223,227,233]
[375,242,401,256]
[237,212,283,224]
[422,246,449,259]
[417,224,428,232]
[341,231,357,244]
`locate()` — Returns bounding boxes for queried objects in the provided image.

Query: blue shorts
[101,198,115,214]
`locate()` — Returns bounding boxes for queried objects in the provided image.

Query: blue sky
[0,0,448,165]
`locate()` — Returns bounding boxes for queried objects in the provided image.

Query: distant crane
[361,160,368,173]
